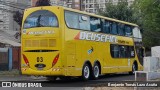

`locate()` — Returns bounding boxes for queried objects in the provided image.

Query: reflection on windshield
[23,10,58,29]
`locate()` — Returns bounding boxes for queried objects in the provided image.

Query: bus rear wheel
[91,63,100,80]
[82,63,91,81]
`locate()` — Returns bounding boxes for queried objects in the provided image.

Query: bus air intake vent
[25,39,56,47]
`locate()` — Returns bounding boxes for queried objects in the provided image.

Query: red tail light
[52,54,59,67]
[23,54,30,67]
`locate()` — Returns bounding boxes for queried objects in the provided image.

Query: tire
[82,63,91,81]
[91,63,100,80]
[129,63,137,75]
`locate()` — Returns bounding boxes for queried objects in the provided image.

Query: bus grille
[25,39,56,47]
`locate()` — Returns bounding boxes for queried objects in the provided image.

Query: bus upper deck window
[118,23,125,36]
[125,25,132,37]
[79,15,90,30]
[23,10,58,29]
[65,11,79,29]
[111,22,118,35]
[101,19,110,34]
[90,17,101,32]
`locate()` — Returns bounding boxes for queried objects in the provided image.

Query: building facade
[0,0,31,44]
[31,0,134,14]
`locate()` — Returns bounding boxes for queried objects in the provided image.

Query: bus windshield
[23,10,58,29]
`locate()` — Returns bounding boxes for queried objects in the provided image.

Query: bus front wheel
[129,62,137,75]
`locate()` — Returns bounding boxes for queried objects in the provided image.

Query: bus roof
[25,6,138,27]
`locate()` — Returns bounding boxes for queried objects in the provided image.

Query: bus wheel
[82,63,90,81]
[129,63,137,75]
[46,76,57,81]
[92,63,100,80]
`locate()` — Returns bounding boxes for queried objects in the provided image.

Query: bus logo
[75,32,118,43]
[25,30,55,35]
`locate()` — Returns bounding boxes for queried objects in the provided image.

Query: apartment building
[31,0,134,13]
[31,0,80,9]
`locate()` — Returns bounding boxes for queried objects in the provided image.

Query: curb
[0,69,20,76]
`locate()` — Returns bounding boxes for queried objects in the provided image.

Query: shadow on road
[34,73,134,87]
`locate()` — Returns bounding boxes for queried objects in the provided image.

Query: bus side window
[79,15,90,31]
[65,11,79,29]
[111,44,119,58]
[128,46,135,58]
[101,19,110,34]
[125,25,132,37]
[118,23,125,36]
[119,45,127,58]
[90,16,101,32]
[111,22,118,35]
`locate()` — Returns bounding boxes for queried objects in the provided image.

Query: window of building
[90,16,101,32]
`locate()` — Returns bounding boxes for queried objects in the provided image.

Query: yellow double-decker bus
[21,6,143,81]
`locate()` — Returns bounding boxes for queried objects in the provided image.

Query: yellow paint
[21,6,143,77]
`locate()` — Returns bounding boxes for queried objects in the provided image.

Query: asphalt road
[0,73,135,90]
[37,73,135,87]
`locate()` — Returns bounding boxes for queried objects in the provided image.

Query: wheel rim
[84,66,90,79]
[94,65,99,78]
[132,64,136,73]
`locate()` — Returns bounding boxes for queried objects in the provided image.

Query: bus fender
[83,60,92,68]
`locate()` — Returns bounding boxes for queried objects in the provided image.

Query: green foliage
[13,11,23,26]
[99,0,136,23]
[99,0,160,48]
[134,0,160,48]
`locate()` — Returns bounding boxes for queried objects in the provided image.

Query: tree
[99,0,160,48]
[98,0,136,23]
[35,0,51,6]
[133,0,160,48]
[13,11,23,26]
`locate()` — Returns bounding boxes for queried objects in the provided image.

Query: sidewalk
[0,69,20,76]
[0,69,46,81]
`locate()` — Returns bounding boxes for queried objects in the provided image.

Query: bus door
[119,45,130,71]
[135,46,144,66]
